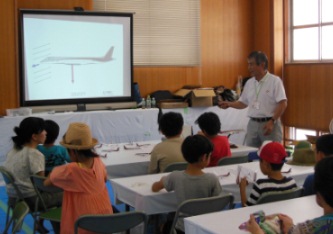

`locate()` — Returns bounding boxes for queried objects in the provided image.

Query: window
[290,0,333,61]
[93,0,200,66]
[284,126,329,147]
[295,128,316,141]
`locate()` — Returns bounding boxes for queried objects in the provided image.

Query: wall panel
[272,0,284,78]
[253,0,284,79]
[133,67,200,96]
[284,64,333,131]
[200,0,253,89]
[16,0,93,9]
[0,0,17,114]
[253,0,271,62]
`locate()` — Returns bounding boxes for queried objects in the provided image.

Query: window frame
[287,0,333,63]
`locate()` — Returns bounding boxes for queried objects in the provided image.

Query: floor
[0,181,125,234]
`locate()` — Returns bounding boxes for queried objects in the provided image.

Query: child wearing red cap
[246,156,333,234]
[239,141,298,206]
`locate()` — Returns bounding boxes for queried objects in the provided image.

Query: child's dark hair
[314,156,333,207]
[316,134,333,156]
[270,162,284,171]
[259,158,284,171]
[44,120,60,144]
[68,149,99,158]
[12,117,45,149]
[181,135,214,163]
[158,112,184,137]
[195,112,221,136]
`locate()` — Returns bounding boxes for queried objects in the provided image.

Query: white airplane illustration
[37,46,114,83]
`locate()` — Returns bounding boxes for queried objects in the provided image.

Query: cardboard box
[174,88,216,107]
[158,99,189,109]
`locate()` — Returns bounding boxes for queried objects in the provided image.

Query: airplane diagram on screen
[35,46,114,83]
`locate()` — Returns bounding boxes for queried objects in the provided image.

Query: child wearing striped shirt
[239,141,297,206]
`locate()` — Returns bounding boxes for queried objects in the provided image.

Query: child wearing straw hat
[44,122,113,234]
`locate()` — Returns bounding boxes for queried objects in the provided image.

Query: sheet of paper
[236,165,257,184]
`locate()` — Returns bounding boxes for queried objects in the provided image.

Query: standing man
[219,51,287,147]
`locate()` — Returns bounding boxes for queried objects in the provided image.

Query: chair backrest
[257,187,304,204]
[74,211,148,234]
[0,166,24,199]
[163,162,188,173]
[30,175,63,194]
[3,201,30,234]
[218,155,248,166]
[30,175,63,211]
[169,194,234,234]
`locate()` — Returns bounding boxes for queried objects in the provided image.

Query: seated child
[152,134,222,233]
[303,134,333,196]
[246,156,333,234]
[195,112,231,167]
[44,122,113,234]
[37,119,70,175]
[4,117,62,233]
[148,112,185,173]
[239,141,297,206]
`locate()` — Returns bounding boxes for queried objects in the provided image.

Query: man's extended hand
[218,101,230,109]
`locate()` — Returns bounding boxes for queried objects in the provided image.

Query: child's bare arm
[239,177,248,206]
[152,177,165,192]
[44,175,53,187]
[36,171,45,177]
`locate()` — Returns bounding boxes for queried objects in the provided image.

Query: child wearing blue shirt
[37,119,70,175]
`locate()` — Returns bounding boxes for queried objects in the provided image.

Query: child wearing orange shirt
[44,122,113,234]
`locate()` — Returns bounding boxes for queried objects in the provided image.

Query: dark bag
[220,89,237,102]
[150,90,175,102]
[213,86,237,105]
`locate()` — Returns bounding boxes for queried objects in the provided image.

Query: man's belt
[250,117,272,122]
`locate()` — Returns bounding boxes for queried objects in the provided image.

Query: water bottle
[151,97,156,108]
[236,75,242,98]
[141,98,146,109]
[146,95,151,109]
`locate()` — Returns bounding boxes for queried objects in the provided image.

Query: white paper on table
[135,143,156,156]
[124,144,141,150]
[211,168,237,180]
[236,165,257,184]
[94,144,119,154]
[102,144,120,152]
